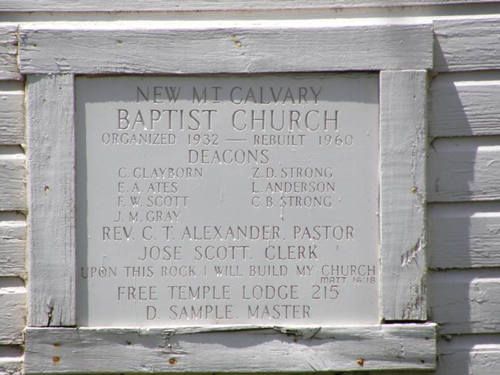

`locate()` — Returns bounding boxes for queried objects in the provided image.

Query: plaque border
[24,23,435,373]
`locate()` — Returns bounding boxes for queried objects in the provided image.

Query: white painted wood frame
[23,24,435,373]
[26,74,76,327]
[18,24,432,73]
[380,71,428,321]
[24,324,436,373]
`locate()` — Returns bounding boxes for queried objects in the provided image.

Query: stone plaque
[75,74,379,327]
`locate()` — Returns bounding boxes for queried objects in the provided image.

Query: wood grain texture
[0,153,25,211]
[430,73,500,137]
[380,70,427,321]
[0,221,26,277]
[27,74,75,327]
[0,287,26,344]
[18,24,432,74]
[0,26,20,81]
[0,357,23,375]
[24,324,436,373]
[1,0,493,11]
[438,335,500,375]
[0,84,24,145]
[434,18,500,72]
[428,137,500,202]
[428,202,500,269]
[429,270,500,334]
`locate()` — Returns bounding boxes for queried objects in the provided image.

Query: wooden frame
[23,23,435,373]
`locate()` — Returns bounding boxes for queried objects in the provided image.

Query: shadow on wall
[427,62,500,269]
[437,333,500,375]
[428,40,500,374]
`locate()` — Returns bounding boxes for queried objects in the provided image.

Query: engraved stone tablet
[75,74,379,327]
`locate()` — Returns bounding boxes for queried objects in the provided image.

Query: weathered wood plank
[0,152,25,211]
[0,220,26,277]
[0,356,23,375]
[27,74,75,327]
[380,70,428,321]
[438,335,500,375]
[0,346,23,375]
[19,24,432,74]
[429,270,500,334]
[0,285,26,344]
[428,202,500,269]
[0,0,493,11]
[24,324,436,373]
[428,137,500,202]
[434,18,500,72]
[0,83,24,145]
[430,73,500,137]
[0,26,20,81]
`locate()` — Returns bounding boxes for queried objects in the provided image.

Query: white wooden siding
[0,358,22,375]
[0,219,26,278]
[0,23,27,372]
[430,73,500,137]
[437,335,500,375]
[0,134,24,372]
[428,202,500,269]
[0,83,24,145]
[0,27,20,81]
[428,69,500,361]
[0,281,25,345]
[429,270,500,335]
[434,18,500,72]
[0,70,25,373]
[427,137,500,202]
[0,152,25,212]
[429,17,500,369]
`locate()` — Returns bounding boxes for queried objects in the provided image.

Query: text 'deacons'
[75,74,379,327]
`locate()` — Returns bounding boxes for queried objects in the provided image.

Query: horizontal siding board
[0,357,23,375]
[0,221,25,277]
[428,203,500,269]
[0,26,20,80]
[430,74,500,137]
[429,271,500,334]
[0,288,26,344]
[0,154,25,211]
[438,335,500,375]
[24,325,436,373]
[19,25,432,74]
[434,18,500,72]
[427,137,500,202]
[0,86,24,145]
[0,0,494,11]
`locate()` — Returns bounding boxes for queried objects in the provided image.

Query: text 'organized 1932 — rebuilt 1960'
[75,74,379,327]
